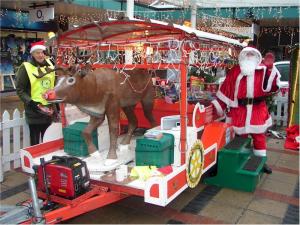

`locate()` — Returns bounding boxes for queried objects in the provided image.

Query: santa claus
[212,47,281,174]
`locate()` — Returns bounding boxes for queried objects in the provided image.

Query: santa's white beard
[239,58,258,76]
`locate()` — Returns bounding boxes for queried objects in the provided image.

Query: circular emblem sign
[41,78,51,89]
[186,140,204,188]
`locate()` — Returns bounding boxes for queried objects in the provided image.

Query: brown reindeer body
[45,68,156,161]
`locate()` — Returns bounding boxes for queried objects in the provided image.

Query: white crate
[149,126,197,167]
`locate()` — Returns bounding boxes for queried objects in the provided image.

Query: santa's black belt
[238,97,266,106]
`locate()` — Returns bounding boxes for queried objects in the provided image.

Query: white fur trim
[233,116,273,134]
[30,45,46,53]
[256,65,266,70]
[245,104,253,131]
[235,74,244,103]
[262,66,281,92]
[216,90,237,107]
[216,73,244,108]
[246,73,255,98]
[239,47,262,64]
[253,149,266,157]
[211,100,224,116]
[225,117,232,124]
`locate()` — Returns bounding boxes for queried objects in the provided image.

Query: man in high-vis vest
[16,41,57,145]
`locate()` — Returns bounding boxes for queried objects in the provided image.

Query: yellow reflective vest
[23,58,55,106]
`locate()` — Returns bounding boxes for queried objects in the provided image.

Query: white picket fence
[0,109,30,182]
[271,91,289,127]
[0,105,91,182]
[0,94,289,182]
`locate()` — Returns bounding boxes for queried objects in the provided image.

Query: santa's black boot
[263,164,272,174]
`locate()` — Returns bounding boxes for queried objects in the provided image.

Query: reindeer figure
[40,64,156,165]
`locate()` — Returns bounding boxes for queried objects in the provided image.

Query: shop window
[2,75,15,91]
[276,64,290,82]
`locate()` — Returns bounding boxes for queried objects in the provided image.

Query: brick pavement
[0,138,298,224]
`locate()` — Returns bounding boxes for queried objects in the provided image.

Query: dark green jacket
[16,58,55,125]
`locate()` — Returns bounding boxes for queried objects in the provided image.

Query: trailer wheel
[186,140,204,188]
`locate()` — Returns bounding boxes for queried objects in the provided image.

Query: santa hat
[239,47,262,64]
[30,41,46,53]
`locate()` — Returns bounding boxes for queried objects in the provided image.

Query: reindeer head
[44,63,93,104]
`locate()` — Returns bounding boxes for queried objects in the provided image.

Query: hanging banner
[29,7,54,22]
[214,26,253,38]
[1,9,56,31]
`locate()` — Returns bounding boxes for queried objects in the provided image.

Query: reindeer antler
[72,47,93,64]
[33,67,65,78]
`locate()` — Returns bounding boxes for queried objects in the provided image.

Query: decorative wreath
[186,140,204,188]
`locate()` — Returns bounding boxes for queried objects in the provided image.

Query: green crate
[63,122,98,157]
[135,133,174,167]
[136,133,174,152]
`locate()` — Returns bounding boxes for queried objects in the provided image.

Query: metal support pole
[191,2,197,29]
[28,177,43,220]
[126,0,134,19]
[60,103,67,127]
[180,60,187,165]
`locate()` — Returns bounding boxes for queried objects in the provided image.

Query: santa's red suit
[212,47,280,157]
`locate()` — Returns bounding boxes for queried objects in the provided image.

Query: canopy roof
[58,18,245,47]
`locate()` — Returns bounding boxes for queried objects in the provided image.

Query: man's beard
[239,58,258,76]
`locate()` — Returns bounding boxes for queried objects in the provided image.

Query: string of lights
[0,6,298,38]
[54,38,239,72]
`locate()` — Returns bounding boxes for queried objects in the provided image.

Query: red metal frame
[58,20,188,42]
[179,61,187,164]
[92,180,144,197]
[23,192,127,224]
[21,20,244,223]
[57,44,234,53]
[60,103,67,127]
[101,27,178,41]
[24,139,64,158]
[37,185,108,207]
[92,63,179,70]
[119,99,200,128]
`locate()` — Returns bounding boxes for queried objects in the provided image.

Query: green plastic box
[135,133,174,167]
[63,122,98,157]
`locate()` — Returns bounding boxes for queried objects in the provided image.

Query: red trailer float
[18,19,244,224]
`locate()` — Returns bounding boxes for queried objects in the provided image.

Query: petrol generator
[35,156,90,199]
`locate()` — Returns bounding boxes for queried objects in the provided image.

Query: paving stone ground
[0,138,298,224]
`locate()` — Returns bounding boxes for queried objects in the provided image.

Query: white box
[149,126,197,167]
[161,115,180,130]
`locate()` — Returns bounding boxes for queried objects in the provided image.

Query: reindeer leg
[141,88,157,127]
[82,115,105,154]
[121,105,137,145]
[105,97,120,160]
